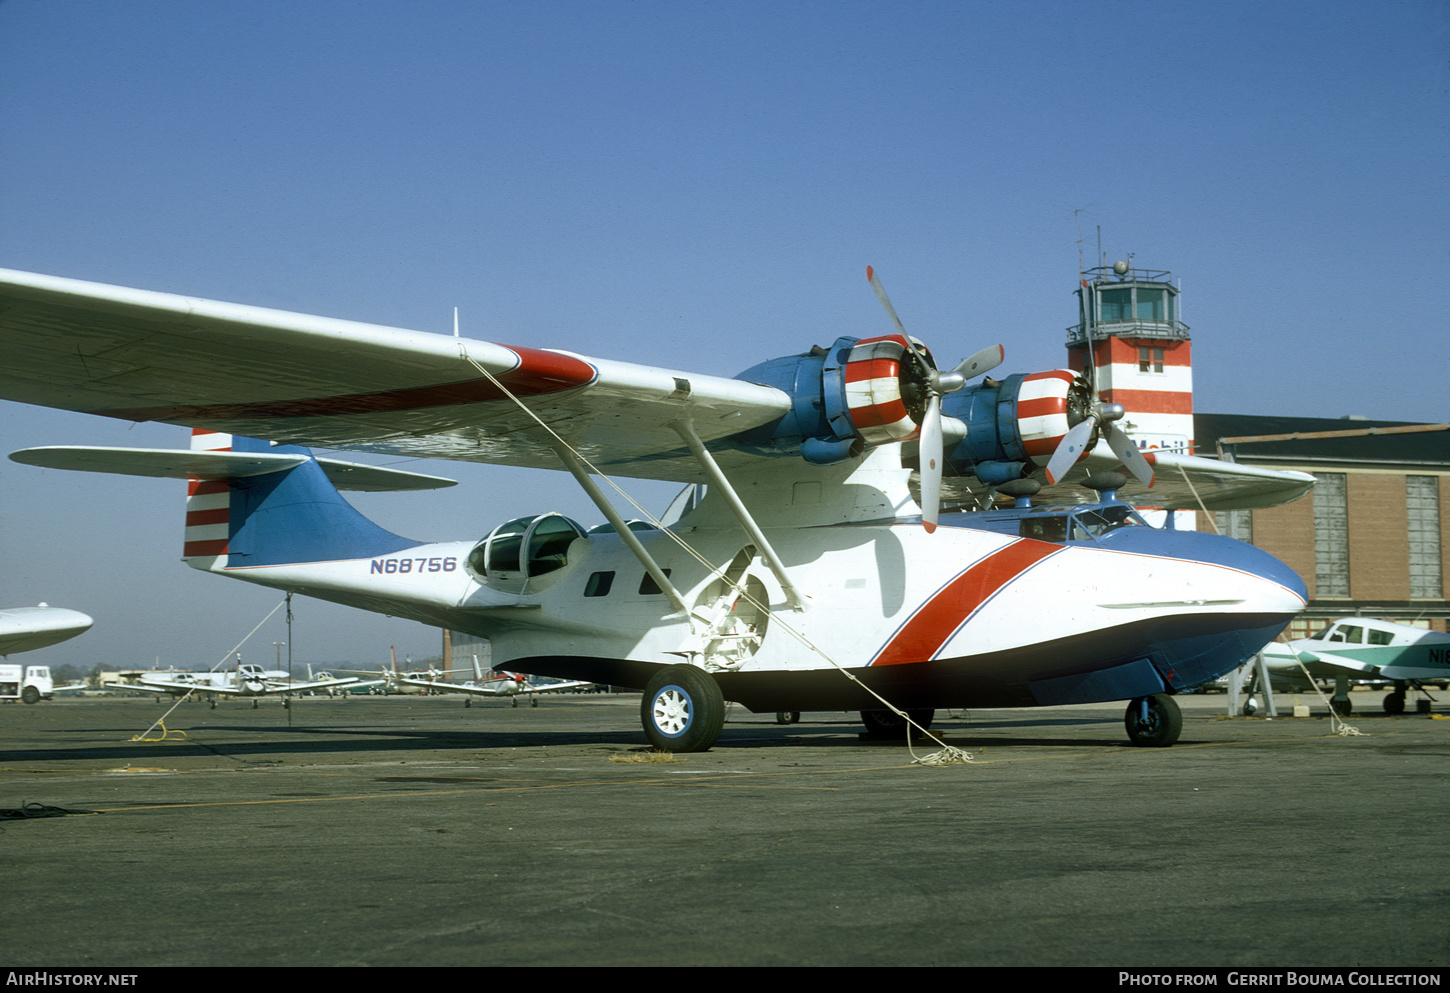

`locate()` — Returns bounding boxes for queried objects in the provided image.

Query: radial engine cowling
[940,369,1095,484]
[733,341,1097,487]
[732,334,934,464]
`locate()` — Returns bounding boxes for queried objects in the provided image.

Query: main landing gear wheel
[1124,694,1182,748]
[775,711,801,725]
[641,665,725,753]
[1383,691,1406,716]
[1330,697,1353,716]
[860,708,934,740]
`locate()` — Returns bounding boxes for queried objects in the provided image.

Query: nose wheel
[1125,694,1182,747]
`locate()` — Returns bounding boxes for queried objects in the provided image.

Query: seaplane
[0,265,1314,751]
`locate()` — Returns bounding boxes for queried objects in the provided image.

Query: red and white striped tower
[1067,261,1194,527]
[1067,261,1193,457]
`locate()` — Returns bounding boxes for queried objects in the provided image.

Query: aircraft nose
[1217,536,1308,608]
[1098,527,1307,607]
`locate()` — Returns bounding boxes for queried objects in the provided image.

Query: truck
[0,663,55,704]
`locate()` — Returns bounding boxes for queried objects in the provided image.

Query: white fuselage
[201,511,1306,712]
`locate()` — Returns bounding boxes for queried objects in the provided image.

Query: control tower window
[1138,346,1164,373]
[1100,288,1131,323]
[1135,287,1169,323]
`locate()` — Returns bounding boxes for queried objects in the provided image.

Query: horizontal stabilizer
[9,446,456,492]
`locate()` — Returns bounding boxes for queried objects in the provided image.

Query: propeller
[866,266,1004,532]
[1042,395,1156,488]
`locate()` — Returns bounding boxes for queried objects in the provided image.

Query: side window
[585,571,615,597]
[639,569,672,595]
[1020,517,1068,542]
[1368,629,1393,646]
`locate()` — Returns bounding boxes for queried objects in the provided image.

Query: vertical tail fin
[184,430,422,572]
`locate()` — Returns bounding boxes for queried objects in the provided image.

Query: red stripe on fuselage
[871,539,1063,666]
[96,347,596,422]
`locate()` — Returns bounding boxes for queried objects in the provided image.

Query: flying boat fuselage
[213,503,1305,714]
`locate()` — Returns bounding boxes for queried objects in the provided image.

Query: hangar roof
[1195,413,1450,471]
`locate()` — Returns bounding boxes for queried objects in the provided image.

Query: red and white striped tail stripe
[184,430,231,560]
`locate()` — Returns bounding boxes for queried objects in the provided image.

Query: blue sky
[2,0,1446,673]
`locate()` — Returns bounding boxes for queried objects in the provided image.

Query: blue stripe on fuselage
[1089,526,1308,601]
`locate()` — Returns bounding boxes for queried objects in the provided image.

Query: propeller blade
[1103,422,1155,488]
[950,343,1005,382]
[1044,415,1097,486]
[866,266,935,380]
[920,393,943,533]
[866,266,909,339]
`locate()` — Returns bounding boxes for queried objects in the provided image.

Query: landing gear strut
[1125,694,1182,747]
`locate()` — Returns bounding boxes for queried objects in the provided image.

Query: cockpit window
[467,513,586,593]
[527,515,583,577]
[1020,516,1068,542]
[1072,505,1145,538]
[1019,506,1145,543]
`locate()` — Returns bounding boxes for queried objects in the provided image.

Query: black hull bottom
[507,612,1294,712]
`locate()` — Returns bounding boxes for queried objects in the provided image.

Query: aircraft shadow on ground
[1,712,1148,764]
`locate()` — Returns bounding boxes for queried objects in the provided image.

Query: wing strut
[673,419,807,612]
[553,446,694,621]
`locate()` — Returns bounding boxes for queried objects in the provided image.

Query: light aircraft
[121,655,357,707]
[1259,618,1450,715]
[0,604,94,656]
[399,655,598,706]
[0,265,1314,750]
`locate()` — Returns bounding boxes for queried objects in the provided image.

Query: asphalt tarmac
[1,687,1446,968]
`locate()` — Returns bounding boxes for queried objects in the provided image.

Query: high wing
[0,267,788,483]
[0,266,1310,510]
[936,441,1315,512]
[1288,645,1450,683]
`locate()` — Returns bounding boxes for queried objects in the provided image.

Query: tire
[860,708,934,740]
[1331,697,1353,716]
[1124,694,1182,747]
[641,665,725,752]
[20,685,40,705]
[1383,692,1406,716]
[775,711,801,725]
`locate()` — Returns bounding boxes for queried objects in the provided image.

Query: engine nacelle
[734,338,1094,486]
[941,369,1093,481]
[732,334,932,464]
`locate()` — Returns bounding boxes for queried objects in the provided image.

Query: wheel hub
[652,687,691,735]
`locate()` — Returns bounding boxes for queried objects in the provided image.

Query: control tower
[1067,261,1193,455]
